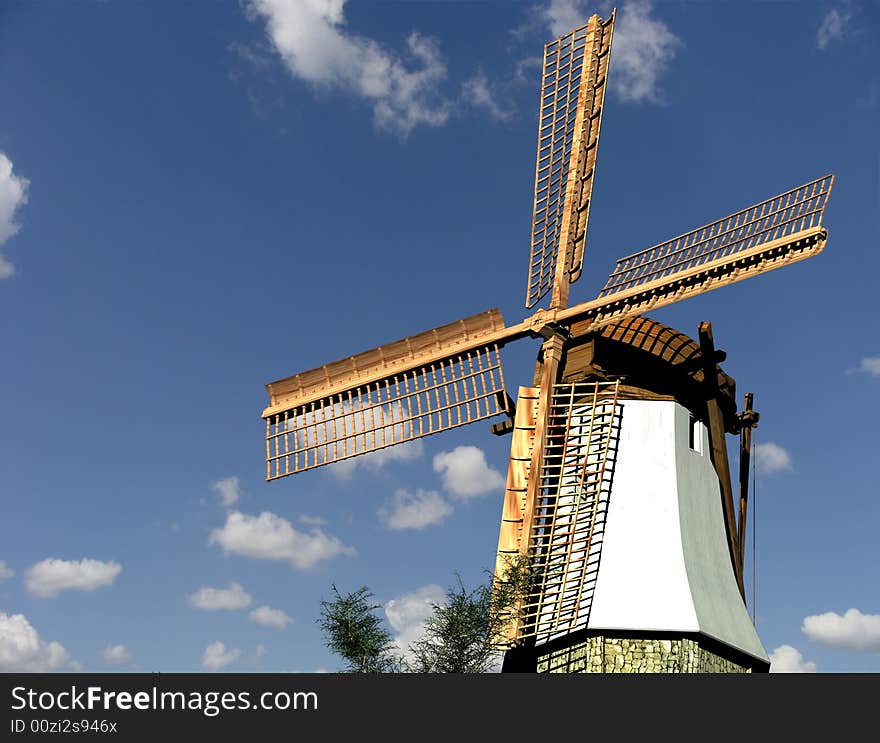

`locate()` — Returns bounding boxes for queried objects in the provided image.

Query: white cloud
[610,1,682,103]
[102,644,133,665]
[769,644,817,673]
[849,356,880,377]
[0,561,13,581]
[540,1,681,104]
[25,558,122,598]
[385,584,445,657]
[802,608,880,652]
[210,510,355,569]
[289,398,424,479]
[0,612,79,672]
[299,514,327,526]
[462,70,513,121]
[0,152,30,279]
[755,442,793,475]
[330,439,424,480]
[378,489,453,530]
[542,0,589,37]
[249,605,293,630]
[201,641,240,670]
[189,582,253,611]
[817,5,851,50]
[211,476,242,507]
[433,445,504,499]
[245,0,451,136]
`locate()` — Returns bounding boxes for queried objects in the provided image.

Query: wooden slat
[514,380,621,644]
[552,11,614,309]
[599,175,833,299]
[264,308,506,417]
[265,344,507,479]
[526,12,615,309]
[698,322,744,600]
[737,393,757,573]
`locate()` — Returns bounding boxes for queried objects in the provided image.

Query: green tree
[319,555,536,673]
[406,555,537,673]
[317,585,400,673]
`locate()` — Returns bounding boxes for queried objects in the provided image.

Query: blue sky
[0,0,878,673]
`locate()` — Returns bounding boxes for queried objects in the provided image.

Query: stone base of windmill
[533,633,764,673]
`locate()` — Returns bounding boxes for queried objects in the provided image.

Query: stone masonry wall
[536,636,752,673]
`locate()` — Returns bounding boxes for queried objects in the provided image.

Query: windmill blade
[509,381,621,644]
[264,309,518,479]
[554,174,834,330]
[525,11,615,310]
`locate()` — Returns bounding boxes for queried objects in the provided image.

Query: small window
[688,415,699,452]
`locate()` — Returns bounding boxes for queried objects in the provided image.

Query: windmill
[260,11,833,673]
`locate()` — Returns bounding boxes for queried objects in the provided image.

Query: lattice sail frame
[496,381,621,644]
[266,344,506,478]
[525,12,615,310]
[599,175,834,302]
[262,174,834,481]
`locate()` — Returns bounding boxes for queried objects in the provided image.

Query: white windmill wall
[586,399,767,663]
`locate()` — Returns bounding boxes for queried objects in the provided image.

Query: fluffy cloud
[385,584,445,657]
[25,558,122,598]
[817,5,851,50]
[433,446,504,499]
[610,1,682,103]
[211,476,242,507]
[288,399,424,480]
[769,644,817,673]
[541,1,681,104]
[850,356,880,377]
[245,0,451,135]
[462,70,513,121]
[201,641,240,670]
[378,489,453,530]
[0,152,30,279]
[102,644,133,665]
[755,442,793,475]
[249,605,293,630]
[0,612,78,672]
[210,510,355,569]
[330,440,423,480]
[802,608,880,652]
[542,0,587,36]
[188,582,253,611]
[0,561,13,581]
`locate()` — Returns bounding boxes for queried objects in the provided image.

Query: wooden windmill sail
[260,11,834,672]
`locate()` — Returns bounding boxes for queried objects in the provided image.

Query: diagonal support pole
[512,332,566,642]
[737,393,759,572]
[698,322,744,601]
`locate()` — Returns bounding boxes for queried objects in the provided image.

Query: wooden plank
[494,386,540,643]
[526,12,615,309]
[698,322,744,600]
[513,334,565,642]
[550,12,614,310]
[737,392,757,570]
[265,345,507,479]
[264,308,506,416]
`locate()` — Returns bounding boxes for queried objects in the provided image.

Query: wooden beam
[514,333,566,640]
[698,322,744,600]
[737,393,759,572]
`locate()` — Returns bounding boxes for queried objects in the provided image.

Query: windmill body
[500,317,768,672]
[258,12,833,673]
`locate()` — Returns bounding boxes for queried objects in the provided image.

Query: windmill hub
[560,316,738,430]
